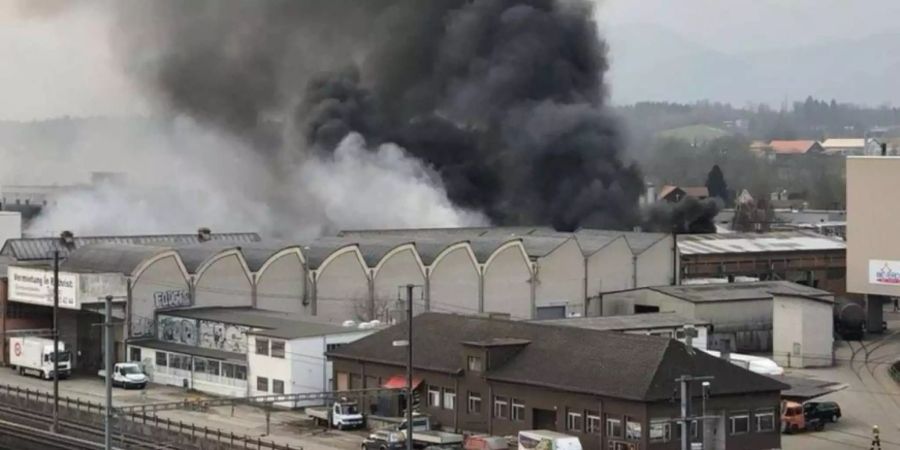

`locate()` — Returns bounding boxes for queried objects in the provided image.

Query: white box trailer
[9,336,71,380]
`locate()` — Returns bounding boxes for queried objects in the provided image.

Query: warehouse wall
[373,246,426,316]
[131,255,189,338]
[315,249,369,322]
[534,238,585,316]
[256,251,307,315]
[483,243,532,320]
[697,299,772,352]
[636,236,676,288]
[601,289,695,317]
[585,238,634,316]
[428,245,480,314]
[195,253,252,309]
[773,295,833,368]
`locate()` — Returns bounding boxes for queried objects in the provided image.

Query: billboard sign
[8,266,79,309]
[869,260,900,285]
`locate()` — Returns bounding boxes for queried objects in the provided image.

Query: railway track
[0,403,190,450]
[0,417,104,450]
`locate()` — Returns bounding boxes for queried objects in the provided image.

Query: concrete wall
[194,253,252,309]
[248,334,292,399]
[315,250,370,322]
[696,300,773,352]
[585,238,634,316]
[636,236,676,288]
[483,245,532,320]
[131,255,189,338]
[601,289,696,317]
[256,252,307,315]
[534,239,585,316]
[429,246,480,315]
[773,295,833,368]
[374,248,426,317]
[847,157,900,296]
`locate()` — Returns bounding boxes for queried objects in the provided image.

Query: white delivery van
[518,430,583,450]
[98,362,149,389]
[9,336,71,380]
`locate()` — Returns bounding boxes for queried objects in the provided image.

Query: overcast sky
[3,1,900,120]
[596,0,900,53]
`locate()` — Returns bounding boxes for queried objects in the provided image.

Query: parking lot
[0,368,367,450]
[783,311,900,450]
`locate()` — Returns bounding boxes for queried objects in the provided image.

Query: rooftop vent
[59,230,75,248]
[197,227,212,242]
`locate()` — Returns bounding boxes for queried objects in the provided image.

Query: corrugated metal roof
[677,231,845,255]
[61,243,170,274]
[129,338,246,362]
[1,232,261,261]
[538,312,710,331]
[649,281,833,304]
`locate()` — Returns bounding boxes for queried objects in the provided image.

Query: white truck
[396,415,465,448]
[98,362,149,389]
[306,400,366,430]
[518,430,583,450]
[9,336,71,380]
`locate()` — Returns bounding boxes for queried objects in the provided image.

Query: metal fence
[0,383,301,450]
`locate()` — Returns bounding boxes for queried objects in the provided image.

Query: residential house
[658,185,709,203]
[820,138,871,156]
[328,313,787,450]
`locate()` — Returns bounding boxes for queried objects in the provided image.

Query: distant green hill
[657,124,731,144]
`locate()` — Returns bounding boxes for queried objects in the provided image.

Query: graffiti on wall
[158,315,198,346]
[132,315,155,337]
[154,290,192,309]
[199,320,248,354]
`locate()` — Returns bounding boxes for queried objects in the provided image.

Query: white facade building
[601,281,834,367]
[128,307,377,398]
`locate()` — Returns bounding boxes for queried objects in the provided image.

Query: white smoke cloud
[296,133,487,233]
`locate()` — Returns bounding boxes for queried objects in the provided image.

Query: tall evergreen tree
[705,164,729,204]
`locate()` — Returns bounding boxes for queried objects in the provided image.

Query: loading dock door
[532,408,557,430]
[536,306,566,320]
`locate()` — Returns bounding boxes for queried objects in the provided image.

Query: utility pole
[103,295,113,450]
[405,284,414,450]
[52,249,60,433]
[676,375,714,450]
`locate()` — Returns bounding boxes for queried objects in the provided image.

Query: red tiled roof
[768,140,817,155]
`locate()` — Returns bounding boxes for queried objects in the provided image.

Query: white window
[468,392,482,414]
[442,388,456,410]
[606,417,622,438]
[512,399,525,422]
[756,409,775,432]
[428,386,441,407]
[255,338,269,356]
[567,410,583,432]
[730,412,750,435]
[586,412,600,434]
[467,356,483,372]
[626,418,642,440]
[271,340,285,358]
[494,396,509,419]
[649,420,671,442]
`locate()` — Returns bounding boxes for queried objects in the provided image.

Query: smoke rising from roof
[24,0,716,237]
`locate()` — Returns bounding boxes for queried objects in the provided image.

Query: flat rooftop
[538,312,711,331]
[677,231,845,255]
[160,307,366,339]
[649,281,834,304]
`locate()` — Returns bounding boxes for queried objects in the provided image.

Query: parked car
[804,401,842,423]
[781,400,825,433]
[98,362,148,389]
[518,430,583,450]
[464,435,508,450]
[362,429,406,450]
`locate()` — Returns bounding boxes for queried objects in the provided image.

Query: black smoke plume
[111,0,716,234]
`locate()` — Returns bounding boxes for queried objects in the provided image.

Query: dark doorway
[533,408,557,430]
[536,306,566,320]
[634,304,660,314]
[76,311,103,373]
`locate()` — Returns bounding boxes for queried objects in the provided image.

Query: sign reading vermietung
[7,266,79,309]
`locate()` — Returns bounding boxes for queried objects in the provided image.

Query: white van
[518,430,583,450]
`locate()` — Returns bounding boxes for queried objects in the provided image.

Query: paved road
[0,368,366,450]
[783,311,900,450]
